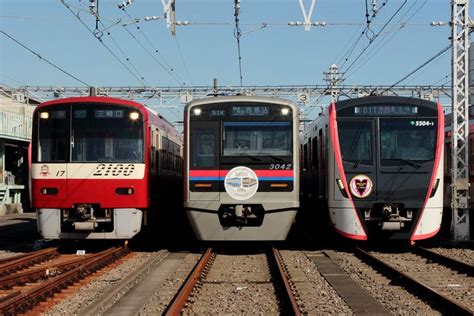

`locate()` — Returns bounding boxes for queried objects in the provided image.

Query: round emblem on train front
[349,174,373,198]
[224,166,259,201]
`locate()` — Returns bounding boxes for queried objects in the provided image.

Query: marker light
[336,178,348,198]
[40,112,49,119]
[193,108,202,116]
[129,112,139,120]
[281,108,290,115]
[429,179,440,198]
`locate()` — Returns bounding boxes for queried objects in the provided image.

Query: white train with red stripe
[301,96,444,241]
[183,96,299,240]
[32,96,182,239]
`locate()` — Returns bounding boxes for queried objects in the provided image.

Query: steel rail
[355,247,473,315]
[0,248,58,277]
[0,247,129,314]
[271,248,302,316]
[413,246,474,277]
[0,248,125,289]
[164,248,214,316]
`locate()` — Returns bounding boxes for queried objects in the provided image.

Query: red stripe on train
[189,169,294,177]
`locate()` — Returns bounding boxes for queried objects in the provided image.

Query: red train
[31,96,182,239]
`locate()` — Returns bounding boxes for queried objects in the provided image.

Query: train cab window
[223,122,291,156]
[380,118,435,166]
[338,120,373,165]
[193,129,215,167]
[71,107,144,163]
[36,108,69,162]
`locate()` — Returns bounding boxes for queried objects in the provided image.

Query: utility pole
[323,64,344,102]
[451,0,471,241]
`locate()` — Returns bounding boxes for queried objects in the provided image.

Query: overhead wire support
[450,0,471,241]
[0,30,90,86]
[234,0,244,88]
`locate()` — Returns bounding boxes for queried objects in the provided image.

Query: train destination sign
[231,105,270,117]
[354,105,418,116]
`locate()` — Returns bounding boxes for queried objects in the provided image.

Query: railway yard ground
[0,212,472,315]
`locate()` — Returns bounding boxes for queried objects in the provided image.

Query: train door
[189,121,220,200]
[338,119,376,200]
[33,106,70,203]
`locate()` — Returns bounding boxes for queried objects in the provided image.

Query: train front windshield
[223,122,292,156]
[379,118,436,165]
[34,104,144,163]
[338,111,437,167]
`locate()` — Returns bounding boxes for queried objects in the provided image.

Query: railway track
[0,246,129,315]
[164,248,303,315]
[0,247,58,276]
[355,246,474,315]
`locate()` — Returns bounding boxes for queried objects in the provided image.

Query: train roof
[184,95,298,111]
[35,96,145,111]
[335,95,438,111]
[35,96,182,137]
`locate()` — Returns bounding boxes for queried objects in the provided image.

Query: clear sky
[1,0,459,86]
[0,0,466,120]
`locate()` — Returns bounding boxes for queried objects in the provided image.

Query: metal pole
[451,0,471,241]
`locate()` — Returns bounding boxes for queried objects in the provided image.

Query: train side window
[300,144,304,167]
[470,137,474,174]
[193,129,215,167]
[446,143,452,176]
[303,143,308,170]
[308,138,312,172]
[312,136,319,170]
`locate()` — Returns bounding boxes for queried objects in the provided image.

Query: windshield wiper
[352,159,361,169]
[267,155,284,162]
[387,158,422,169]
[237,154,263,161]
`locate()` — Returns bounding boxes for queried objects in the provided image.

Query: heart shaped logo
[349,175,373,198]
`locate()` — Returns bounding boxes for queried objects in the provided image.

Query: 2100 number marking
[93,164,135,177]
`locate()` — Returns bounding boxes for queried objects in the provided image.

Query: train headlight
[193,108,202,116]
[129,112,140,120]
[429,178,440,198]
[281,108,290,115]
[336,178,348,198]
[40,112,49,119]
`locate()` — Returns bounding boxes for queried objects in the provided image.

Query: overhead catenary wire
[120,7,186,86]
[334,0,390,71]
[1,30,90,86]
[341,0,408,77]
[61,0,147,86]
[174,37,194,86]
[383,44,451,92]
[121,25,184,85]
[346,0,427,79]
